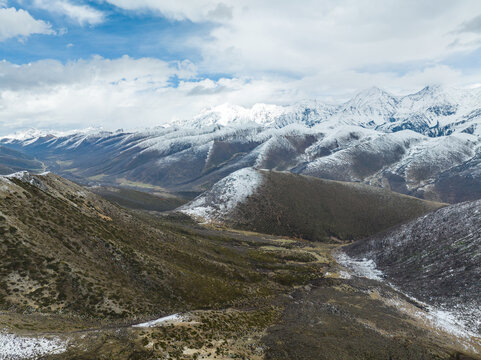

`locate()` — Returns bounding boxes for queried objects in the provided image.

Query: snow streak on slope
[382,133,477,186]
[133,314,185,328]
[336,252,481,353]
[180,167,263,221]
[344,199,481,339]
[335,252,384,281]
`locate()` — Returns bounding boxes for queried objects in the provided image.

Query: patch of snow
[5,171,31,181]
[180,167,263,221]
[385,297,480,352]
[3,171,46,190]
[338,270,352,279]
[0,176,13,185]
[335,252,384,281]
[337,251,480,348]
[427,307,474,339]
[132,314,184,328]
[0,332,67,359]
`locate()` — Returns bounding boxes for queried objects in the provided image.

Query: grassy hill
[206,170,446,242]
[0,172,323,320]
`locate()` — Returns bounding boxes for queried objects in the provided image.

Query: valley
[0,171,479,359]
[2,222,479,359]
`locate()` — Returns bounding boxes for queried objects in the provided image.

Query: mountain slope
[343,199,481,335]
[181,168,445,241]
[0,171,326,319]
[89,185,191,212]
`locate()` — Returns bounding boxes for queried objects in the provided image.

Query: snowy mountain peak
[4,129,56,142]
[2,85,481,139]
[182,103,287,128]
[2,127,106,145]
[347,86,398,107]
[334,87,399,126]
[417,84,443,95]
[354,86,396,99]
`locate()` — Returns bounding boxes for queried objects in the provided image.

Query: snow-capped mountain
[333,87,399,127]
[171,85,481,136]
[1,85,481,203]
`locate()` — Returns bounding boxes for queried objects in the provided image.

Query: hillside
[181,168,445,241]
[0,171,479,359]
[343,199,481,336]
[0,171,321,319]
[1,85,481,203]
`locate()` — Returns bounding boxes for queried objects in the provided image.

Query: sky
[1,0,481,134]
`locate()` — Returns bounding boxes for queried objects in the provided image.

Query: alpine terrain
[0,86,480,359]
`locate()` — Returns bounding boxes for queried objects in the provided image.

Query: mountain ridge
[180,168,446,242]
[4,85,481,138]
[1,85,481,203]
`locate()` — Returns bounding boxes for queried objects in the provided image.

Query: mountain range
[1,85,481,203]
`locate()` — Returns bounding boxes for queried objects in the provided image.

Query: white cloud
[32,0,104,26]
[106,0,228,22]
[0,7,54,41]
[0,56,203,133]
[105,1,481,79]
[0,55,192,90]
[458,14,481,33]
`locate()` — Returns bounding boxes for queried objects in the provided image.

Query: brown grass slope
[230,170,445,242]
[0,172,322,320]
